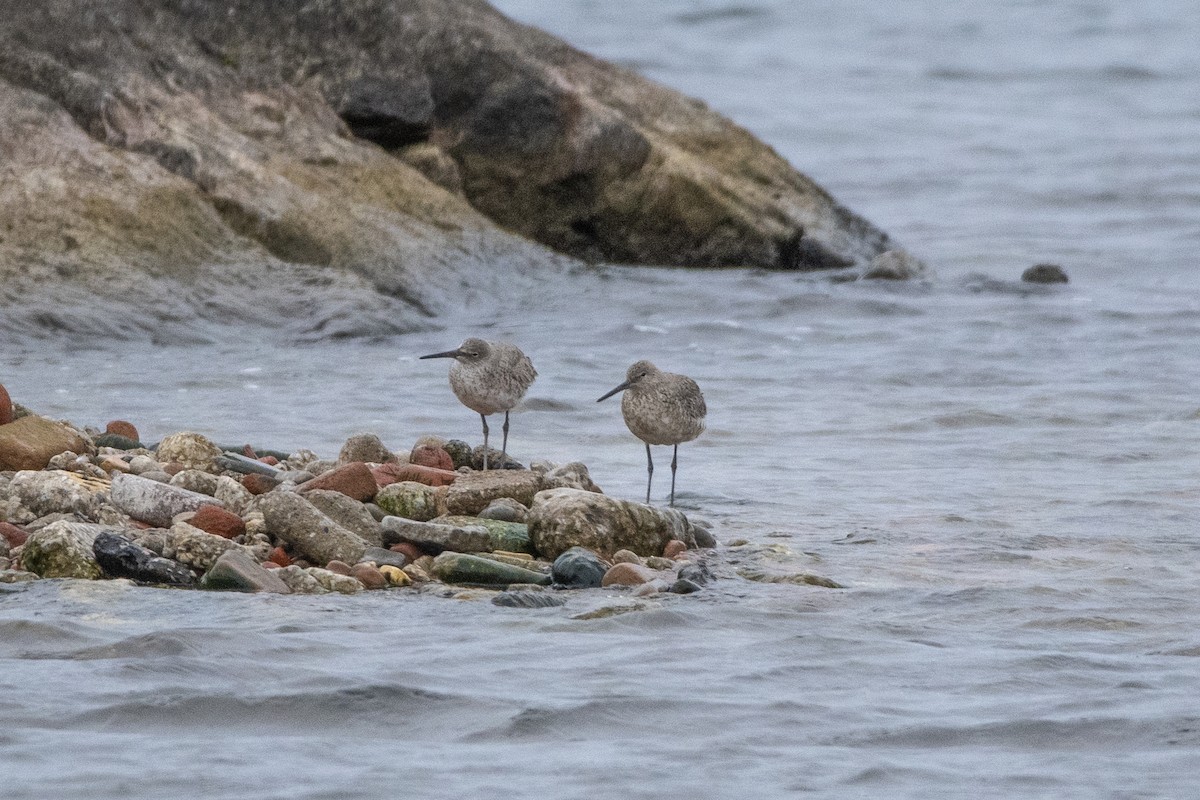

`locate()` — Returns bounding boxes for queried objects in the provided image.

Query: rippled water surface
[4,1,1200,798]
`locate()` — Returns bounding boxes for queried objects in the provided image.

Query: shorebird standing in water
[597,360,706,506]
[420,338,536,470]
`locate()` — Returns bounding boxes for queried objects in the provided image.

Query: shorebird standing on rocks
[597,360,706,507]
[420,338,536,470]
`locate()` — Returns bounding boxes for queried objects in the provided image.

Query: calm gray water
[4,2,1200,798]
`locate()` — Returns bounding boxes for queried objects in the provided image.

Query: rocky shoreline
[0,384,841,607]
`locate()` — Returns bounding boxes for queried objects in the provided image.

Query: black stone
[93,531,196,586]
[677,561,713,586]
[1021,263,1069,284]
[93,433,142,450]
[492,591,567,609]
[690,521,717,549]
[668,578,703,594]
[551,546,610,589]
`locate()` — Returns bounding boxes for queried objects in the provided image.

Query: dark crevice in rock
[777,230,854,271]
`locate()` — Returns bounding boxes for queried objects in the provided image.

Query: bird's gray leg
[500,410,510,469]
[480,414,490,471]
[669,444,679,507]
[645,442,653,505]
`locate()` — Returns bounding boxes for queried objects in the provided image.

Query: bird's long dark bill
[596,381,631,402]
[419,349,462,360]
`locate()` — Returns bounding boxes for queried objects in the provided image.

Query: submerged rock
[527,488,691,559]
[492,590,567,609]
[1022,263,1070,284]
[93,531,196,586]
[430,552,552,587]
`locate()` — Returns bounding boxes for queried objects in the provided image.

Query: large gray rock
[21,521,106,579]
[255,491,368,566]
[109,472,224,527]
[380,517,492,554]
[9,469,106,518]
[527,488,691,559]
[0,0,902,346]
[304,489,384,546]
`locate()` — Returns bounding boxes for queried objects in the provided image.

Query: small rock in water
[862,249,927,280]
[492,591,567,609]
[1021,263,1069,284]
[93,531,196,586]
[202,549,291,593]
[601,562,659,587]
[690,519,718,549]
[662,539,688,559]
[668,578,702,594]
[430,552,551,587]
[677,561,714,586]
[275,565,328,594]
[308,567,364,594]
[338,433,394,465]
[105,420,140,441]
[610,549,643,565]
[409,443,454,471]
[478,497,528,523]
[551,546,611,589]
